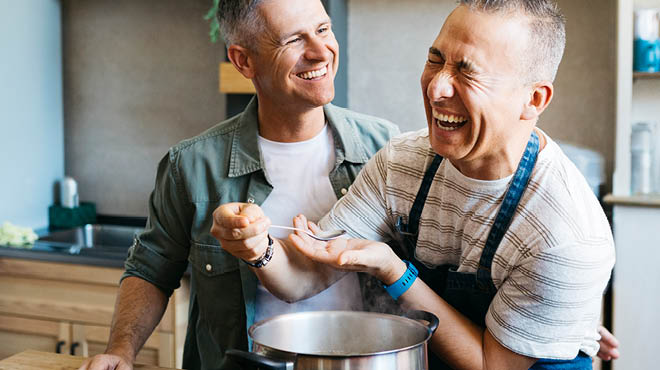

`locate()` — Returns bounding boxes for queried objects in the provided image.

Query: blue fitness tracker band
[384,260,418,300]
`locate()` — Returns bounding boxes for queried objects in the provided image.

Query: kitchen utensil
[226,310,439,370]
[269,225,346,241]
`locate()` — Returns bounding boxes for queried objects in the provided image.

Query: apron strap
[476,130,540,289]
[405,154,443,236]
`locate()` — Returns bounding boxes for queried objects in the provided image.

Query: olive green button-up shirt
[122,97,399,370]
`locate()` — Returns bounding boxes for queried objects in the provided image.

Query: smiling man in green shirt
[78,0,398,369]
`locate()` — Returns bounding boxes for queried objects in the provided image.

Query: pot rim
[249,310,433,357]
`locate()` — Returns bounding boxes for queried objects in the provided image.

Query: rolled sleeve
[122,151,191,297]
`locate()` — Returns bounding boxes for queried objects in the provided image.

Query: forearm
[105,276,169,361]
[253,237,346,302]
[377,261,534,370]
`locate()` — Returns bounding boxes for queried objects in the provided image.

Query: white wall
[0,0,64,228]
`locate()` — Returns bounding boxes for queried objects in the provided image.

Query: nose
[304,35,332,61]
[426,71,455,101]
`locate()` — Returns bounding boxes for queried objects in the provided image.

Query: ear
[227,44,256,79]
[520,81,554,121]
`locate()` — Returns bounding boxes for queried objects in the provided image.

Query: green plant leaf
[204,0,221,43]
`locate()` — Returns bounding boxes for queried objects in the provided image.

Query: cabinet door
[0,315,69,359]
[71,323,174,367]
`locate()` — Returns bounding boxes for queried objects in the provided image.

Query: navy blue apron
[395,131,591,369]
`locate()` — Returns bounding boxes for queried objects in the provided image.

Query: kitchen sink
[37,224,143,250]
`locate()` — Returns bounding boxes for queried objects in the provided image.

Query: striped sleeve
[319,144,393,241]
[486,241,615,359]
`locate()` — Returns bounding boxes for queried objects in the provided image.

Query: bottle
[60,177,80,208]
[631,122,655,195]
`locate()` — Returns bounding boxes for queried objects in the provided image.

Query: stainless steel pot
[226,310,438,370]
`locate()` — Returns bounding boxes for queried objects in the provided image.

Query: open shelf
[218,62,255,94]
[633,71,660,80]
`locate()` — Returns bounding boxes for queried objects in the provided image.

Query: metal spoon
[269,225,347,241]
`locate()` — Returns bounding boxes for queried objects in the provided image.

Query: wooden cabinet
[0,258,189,368]
[0,316,68,360]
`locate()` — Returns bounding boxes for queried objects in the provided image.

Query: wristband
[243,234,274,268]
[383,260,418,300]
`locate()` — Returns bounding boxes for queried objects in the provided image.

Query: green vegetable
[0,222,38,248]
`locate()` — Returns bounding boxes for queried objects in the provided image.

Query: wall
[347,0,617,192]
[0,0,64,228]
[63,0,226,217]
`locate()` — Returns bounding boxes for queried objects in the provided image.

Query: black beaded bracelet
[243,234,274,268]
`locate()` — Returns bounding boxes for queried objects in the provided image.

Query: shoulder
[384,128,433,164]
[328,104,400,135]
[325,104,400,154]
[168,114,242,160]
[516,134,613,253]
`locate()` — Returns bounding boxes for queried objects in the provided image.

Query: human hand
[596,325,620,361]
[210,202,271,262]
[288,214,406,284]
[78,353,132,370]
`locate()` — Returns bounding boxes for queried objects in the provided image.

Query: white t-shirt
[320,128,615,360]
[254,124,363,323]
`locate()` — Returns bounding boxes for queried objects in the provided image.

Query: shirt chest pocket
[188,240,239,277]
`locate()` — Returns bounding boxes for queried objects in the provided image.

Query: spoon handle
[269,225,302,233]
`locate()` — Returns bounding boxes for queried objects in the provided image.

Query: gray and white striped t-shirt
[320,128,615,360]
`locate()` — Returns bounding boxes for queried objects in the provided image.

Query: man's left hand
[289,214,406,284]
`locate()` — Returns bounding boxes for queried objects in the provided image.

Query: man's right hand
[77,353,132,370]
[210,202,272,262]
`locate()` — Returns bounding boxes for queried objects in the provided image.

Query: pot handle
[403,310,439,335]
[225,349,289,370]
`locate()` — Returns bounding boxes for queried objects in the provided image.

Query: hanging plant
[204,0,221,43]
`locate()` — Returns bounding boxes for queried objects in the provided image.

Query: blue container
[634,38,660,72]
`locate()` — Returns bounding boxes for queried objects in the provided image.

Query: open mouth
[296,66,328,81]
[433,111,468,131]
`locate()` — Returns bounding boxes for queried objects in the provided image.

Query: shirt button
[247,197,255,204]
[341,188,348,195]
[205,264,212,272]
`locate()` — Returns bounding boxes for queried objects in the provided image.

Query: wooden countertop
[0,350,175,370]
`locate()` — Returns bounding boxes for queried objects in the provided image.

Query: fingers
[212,203,265,229]
[211,203,270,241]
[598,326,619,347]
[229,232,271,261]
[596,326,620,361]
[78,354,126,370]
[308,221,321,233]
[210,203,272,262]
[77,358,90,370]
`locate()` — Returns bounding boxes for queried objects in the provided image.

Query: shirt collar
[228,96,370,178]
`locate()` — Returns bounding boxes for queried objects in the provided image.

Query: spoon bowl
[269,225,346,241]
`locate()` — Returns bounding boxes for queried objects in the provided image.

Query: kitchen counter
[0,350,176,369]
[0,240,128,269]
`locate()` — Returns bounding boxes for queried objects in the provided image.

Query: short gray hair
[458,0,566,82]
[216,0,266,49]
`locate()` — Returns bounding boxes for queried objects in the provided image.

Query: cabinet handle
[70,342,80,355]
[55,340,66,353]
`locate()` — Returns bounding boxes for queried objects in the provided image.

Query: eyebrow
[429,47,479,73]
[428,47,444,59]
[281,18,332,42]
